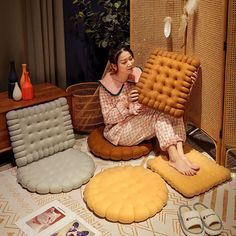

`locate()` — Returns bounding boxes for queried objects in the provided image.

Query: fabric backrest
[6,97,75,167]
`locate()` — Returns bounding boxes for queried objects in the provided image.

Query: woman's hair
[108,44,134,65]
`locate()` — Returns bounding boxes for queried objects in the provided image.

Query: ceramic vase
[22,72,34,100]
[8,61,18,99]
[20,64,30,89]
[12,82,22,101]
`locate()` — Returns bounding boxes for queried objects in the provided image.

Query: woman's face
[116,50,134,75]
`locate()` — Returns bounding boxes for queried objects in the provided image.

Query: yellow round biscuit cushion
[87,127,153,160]
[135,48,200,118]
[83,166,168,223]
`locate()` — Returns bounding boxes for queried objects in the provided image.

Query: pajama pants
[117,110,186,151]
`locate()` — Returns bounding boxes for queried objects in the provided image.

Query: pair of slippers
[178,203,223,236]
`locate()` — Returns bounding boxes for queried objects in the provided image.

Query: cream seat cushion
[17,149,95,194]
[84,166,168,223]
[6,97,95,194]
[147,146,231,198]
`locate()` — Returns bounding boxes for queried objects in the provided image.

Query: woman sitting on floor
[99,44,199,176]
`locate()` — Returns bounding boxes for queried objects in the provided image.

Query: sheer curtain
[25,0,66,88]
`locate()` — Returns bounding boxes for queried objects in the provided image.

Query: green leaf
[78,11,85,18]
[101,40,108,48]
[71,0,130,48]
[72,0,78,4]
[114,1,121,9]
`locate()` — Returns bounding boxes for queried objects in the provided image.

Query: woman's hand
[128,89,139,103]
[129,102,142,115]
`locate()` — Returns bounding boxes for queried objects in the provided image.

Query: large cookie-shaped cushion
[135,49,200,118]
[84,166,168,223]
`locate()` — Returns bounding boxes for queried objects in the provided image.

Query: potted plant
[71,0,130,49]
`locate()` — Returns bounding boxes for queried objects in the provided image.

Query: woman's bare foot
[176,142,200,171]
[167,145,197,176]
[169,159,197,176]
[180,156,200,171]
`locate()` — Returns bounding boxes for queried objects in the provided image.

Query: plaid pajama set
[99,82,186,151]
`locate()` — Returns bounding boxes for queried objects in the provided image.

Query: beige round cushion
[83,166,168,223]
[87,127,153,161]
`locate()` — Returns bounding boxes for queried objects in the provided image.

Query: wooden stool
[87,127,153,161]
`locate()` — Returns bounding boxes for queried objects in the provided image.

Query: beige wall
[0,0,28,92]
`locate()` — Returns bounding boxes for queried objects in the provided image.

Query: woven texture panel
[130,0,229,160]
[223,0,236,147]
[185,0,226,142]
[130,0,184,68]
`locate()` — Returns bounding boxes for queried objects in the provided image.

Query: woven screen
[130,0,230,164]
[185,0,226,147]
[222,0,236,151]
[130,0,184,68]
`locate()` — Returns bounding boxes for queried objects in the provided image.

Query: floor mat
[0,138,235,236]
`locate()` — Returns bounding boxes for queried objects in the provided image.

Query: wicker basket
[66,82,104,133]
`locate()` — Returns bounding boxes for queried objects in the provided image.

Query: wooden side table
[0,83,71,153]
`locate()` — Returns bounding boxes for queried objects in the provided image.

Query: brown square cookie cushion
[135,49,200,118]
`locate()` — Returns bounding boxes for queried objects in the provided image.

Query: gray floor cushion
[17,148,95,194]
[6,97,95,194]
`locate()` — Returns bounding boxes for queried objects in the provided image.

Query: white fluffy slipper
[193,203,223,235]
[178,205,205,236]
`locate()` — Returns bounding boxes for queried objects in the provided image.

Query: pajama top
[99,80,186,151]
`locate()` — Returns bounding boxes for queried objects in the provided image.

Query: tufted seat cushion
[6,97,95,194]
[84,166,168,223]
[135,48,200,118]
[147,145,231,197]
[17,149,95,194]
[87,126,153,161]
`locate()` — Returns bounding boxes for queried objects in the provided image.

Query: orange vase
[20,64,30,89]
[22,72,34,100]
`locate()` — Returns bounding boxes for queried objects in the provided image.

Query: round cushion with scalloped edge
[83,165,168,223]
[87,127,153,161]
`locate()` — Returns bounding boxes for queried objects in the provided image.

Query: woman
[99,44,199,176]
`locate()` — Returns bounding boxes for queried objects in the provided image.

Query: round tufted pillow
[17,148,95,194]
[87,127,153,161]
[135,48,200,118]
[84,166,168,223]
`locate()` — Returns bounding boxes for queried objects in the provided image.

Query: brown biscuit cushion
[87,127,153,161]
[135,49,200,118]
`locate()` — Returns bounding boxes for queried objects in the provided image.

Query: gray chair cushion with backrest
[6,97,95,194]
